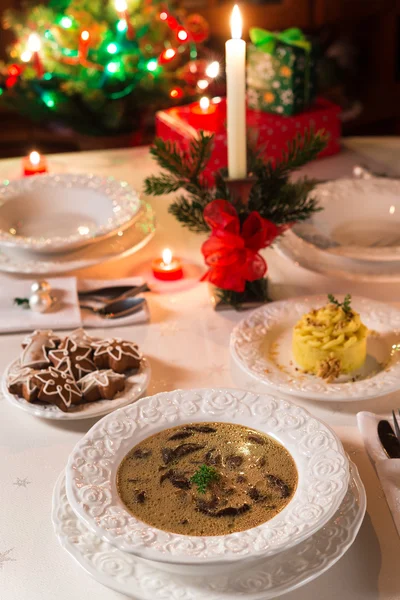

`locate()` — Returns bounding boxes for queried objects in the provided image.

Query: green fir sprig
[190,464,220,494]
[327,293,352,314]
[144,128,329,232]
[13,297,29,308]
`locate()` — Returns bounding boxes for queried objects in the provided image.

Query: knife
[78,283,150,302]
[378,420,400,459]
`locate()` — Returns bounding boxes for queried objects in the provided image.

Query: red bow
[201,200,285,292]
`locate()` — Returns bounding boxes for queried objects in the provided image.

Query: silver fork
[391,409,400,442]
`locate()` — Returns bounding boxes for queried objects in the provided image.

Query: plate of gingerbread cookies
[2,328,150,420]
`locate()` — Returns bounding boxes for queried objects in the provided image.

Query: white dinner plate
[1,357,151,420]
[0,200,155,275]
[231,296,400,401]
[65,388,349,566]
[52,460,366,600]
[0,174,141,254]
[292,178,400,261]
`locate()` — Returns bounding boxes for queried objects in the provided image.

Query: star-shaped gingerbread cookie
[8,367,42,402]
[79,369,126,402]
[48,338,96,381]
[92,338,142,373]
[33,367,82,412]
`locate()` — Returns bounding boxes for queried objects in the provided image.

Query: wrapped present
[247,27,317,116]
[155,97,341,182]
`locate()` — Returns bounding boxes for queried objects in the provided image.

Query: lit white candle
[225,5,246,179]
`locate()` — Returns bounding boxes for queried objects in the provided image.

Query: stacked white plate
[275,177,400,281]
[0,174,156,275]
[52,388,366,599]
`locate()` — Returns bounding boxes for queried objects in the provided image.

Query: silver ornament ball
[31,280,51,294]
[29,291,54,313]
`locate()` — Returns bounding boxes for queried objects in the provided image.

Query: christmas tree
[0,0,220,136]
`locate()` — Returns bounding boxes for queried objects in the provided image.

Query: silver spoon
[80,296,146,319]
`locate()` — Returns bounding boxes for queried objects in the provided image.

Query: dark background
[0,0,398,158]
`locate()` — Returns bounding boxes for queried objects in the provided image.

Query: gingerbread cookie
[59,328,98,349]
[79,369,126,402]
[33,367,82,412]
[8,367,41,402]
[92,338,142,373]
[21,330,61,369]
[49,338,96,381]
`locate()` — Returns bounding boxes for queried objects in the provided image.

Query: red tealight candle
[22,151,48,177]
[152,248,183,281]
[189,97,218,131]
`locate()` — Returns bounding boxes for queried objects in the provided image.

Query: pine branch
[249,177,322,224]
[144,173,185,195]
[168,195,210,233]
[149,138,192,179]
[187,132,214,179]
[275,128,329,175]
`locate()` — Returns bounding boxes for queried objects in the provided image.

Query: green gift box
[247,27,317,116]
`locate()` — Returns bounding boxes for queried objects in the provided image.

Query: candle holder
[210,279,270,311]
[223,176,256,206]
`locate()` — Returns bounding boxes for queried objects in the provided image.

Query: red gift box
[156,97,341,181]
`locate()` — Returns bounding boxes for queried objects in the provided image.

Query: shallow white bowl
[293,178,400,261]
[0,174,140,254]
[65,388,349,567]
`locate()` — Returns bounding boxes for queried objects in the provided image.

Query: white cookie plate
[1,358,151,420]
[52,460,366,599]
[231,296,400,401]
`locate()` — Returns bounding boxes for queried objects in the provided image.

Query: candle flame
[162,248,173,266]
[230,5,242,40]
[81,30,90,41]
[29,151,40,166]
[28,33,41,53]
[115,0,128,11]
[199,97,210,111]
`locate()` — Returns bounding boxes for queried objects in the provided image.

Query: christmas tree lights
[0,0,220,136]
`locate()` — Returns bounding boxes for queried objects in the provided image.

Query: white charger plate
[231,296,400,401]
[0,200,155,275]
[0,174,141,254]
[292,178,400,261]
[65,388,349,566]
[1,357,151,420]
[275,230,400,282]
[52,460,366,600]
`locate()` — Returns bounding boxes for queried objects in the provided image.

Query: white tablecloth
[1,138,400,600]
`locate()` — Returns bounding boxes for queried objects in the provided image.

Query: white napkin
[0,276,149,333]
[357,411,400,536]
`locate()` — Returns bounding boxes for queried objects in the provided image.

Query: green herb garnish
[190,464,220,494]
[13,297,29,308]
[327,293,352,314]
